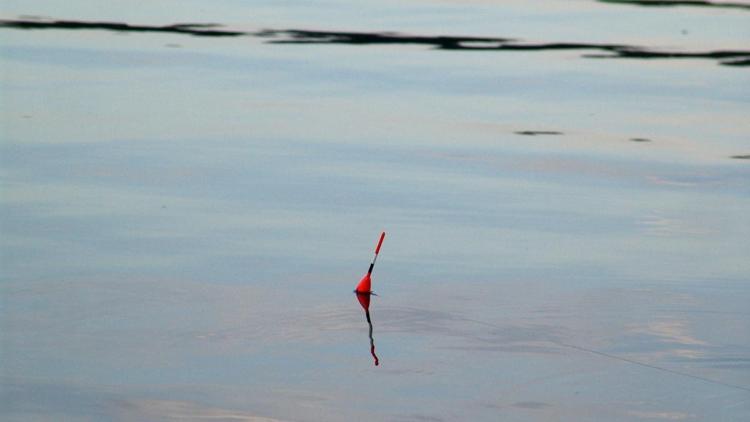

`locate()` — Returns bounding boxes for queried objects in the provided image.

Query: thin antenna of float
[355,231,385,293]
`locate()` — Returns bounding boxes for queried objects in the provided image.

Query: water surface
[1,1,749,421]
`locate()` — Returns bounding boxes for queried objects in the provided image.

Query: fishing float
[355,231,385,294]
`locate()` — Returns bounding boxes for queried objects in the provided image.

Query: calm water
[1,1,749,421]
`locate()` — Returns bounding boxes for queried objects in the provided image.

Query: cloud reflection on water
[1,378,290,422]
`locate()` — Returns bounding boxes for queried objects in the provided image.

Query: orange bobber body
[355,273,371,293]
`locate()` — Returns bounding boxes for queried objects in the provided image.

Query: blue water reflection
[1,0,749,421]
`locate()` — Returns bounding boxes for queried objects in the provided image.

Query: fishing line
[351,234,747,392]
[458,315,750,394]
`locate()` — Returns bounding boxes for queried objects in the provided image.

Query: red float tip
[375,231,386,254]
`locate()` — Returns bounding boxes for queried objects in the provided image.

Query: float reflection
[355,292,379,366]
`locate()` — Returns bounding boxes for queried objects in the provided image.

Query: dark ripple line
[599,0,750,11]
[0,19,245,37]
[260,29,750,67]
[1,19,749,67]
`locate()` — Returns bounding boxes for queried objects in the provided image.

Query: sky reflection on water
[1,0,749,421]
